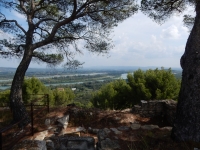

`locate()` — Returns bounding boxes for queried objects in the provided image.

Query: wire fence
[0,94,49,150]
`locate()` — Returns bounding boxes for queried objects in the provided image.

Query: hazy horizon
[0,65,182,70]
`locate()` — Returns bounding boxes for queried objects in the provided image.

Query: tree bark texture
[171,2,200,142]
[9,47,33,127]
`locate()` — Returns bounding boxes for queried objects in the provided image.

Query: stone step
[48,136,96,150]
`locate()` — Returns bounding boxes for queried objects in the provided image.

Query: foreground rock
[97,128,120,150]
[11,104,178,150]
[13,136,95,150]
[12,140,46,150]
[46,136,95,150]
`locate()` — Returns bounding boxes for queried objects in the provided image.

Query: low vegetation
[0,68,194,149]
[91,68,180,109]
[0,68,180,110]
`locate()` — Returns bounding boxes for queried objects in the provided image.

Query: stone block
[130,123,141,130]
[46,139,54,150]
[97,138,120,150]
[98,129,110,141]
[88,127,99,134]
[12,140,47,150]
[141,125,159,130]
[132,105,141,113]
[140,100,148,109]
[57,115,69,129]
[48,135,95,150]
[110,128,122,135]
[60,136,95,150]
[159,126,172,131]
[117,126,130,131]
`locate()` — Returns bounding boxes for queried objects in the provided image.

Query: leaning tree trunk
[171,3,200,142]
[9,47,33,128]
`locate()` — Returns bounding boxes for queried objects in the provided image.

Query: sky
[0,6,195,69]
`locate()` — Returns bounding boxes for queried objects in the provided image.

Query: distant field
[0,67,182,90]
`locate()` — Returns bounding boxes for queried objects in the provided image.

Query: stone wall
[132,100,177,126]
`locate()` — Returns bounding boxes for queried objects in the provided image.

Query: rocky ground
[2,106,200,149]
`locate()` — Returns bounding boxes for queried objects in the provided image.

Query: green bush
[0,90,10,106]
[91,79,132,109]
[127,68,180,104]
[53,88,75,106]
[91,68,181,110]
[22,77,48,104]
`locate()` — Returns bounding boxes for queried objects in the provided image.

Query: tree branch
[35,18,59,28]
[76,0,95,15]
[35,0,45,6]
[0,19,27,35]
[34,6,48,15]
[72,0,77,17]
[32,51,64,65]
[19,0,27,14]
[36,26,51,36]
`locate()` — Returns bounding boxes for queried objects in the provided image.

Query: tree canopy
[0,0,138,67]
[141,0,195,24]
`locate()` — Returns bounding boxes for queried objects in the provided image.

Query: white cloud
[161,25,181,39]
[12,11,26,19]
[0,8,192,69]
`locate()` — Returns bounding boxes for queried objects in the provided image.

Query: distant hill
[85,66,182,71]
[0,66,182,73]
[0,67,16,72]
[0,67,50,73]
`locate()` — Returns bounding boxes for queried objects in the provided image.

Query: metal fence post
[31,102,34,136]
[0,132,2,150]
[47,94,49,113]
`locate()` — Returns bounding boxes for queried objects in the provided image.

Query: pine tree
[0,0,138,126]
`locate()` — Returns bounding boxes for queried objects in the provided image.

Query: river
[0,73,128,90]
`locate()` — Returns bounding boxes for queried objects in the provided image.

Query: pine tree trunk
[9,47,33,127]
[171,2,200,142]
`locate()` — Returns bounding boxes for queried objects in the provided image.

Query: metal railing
[0,94,49,150]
